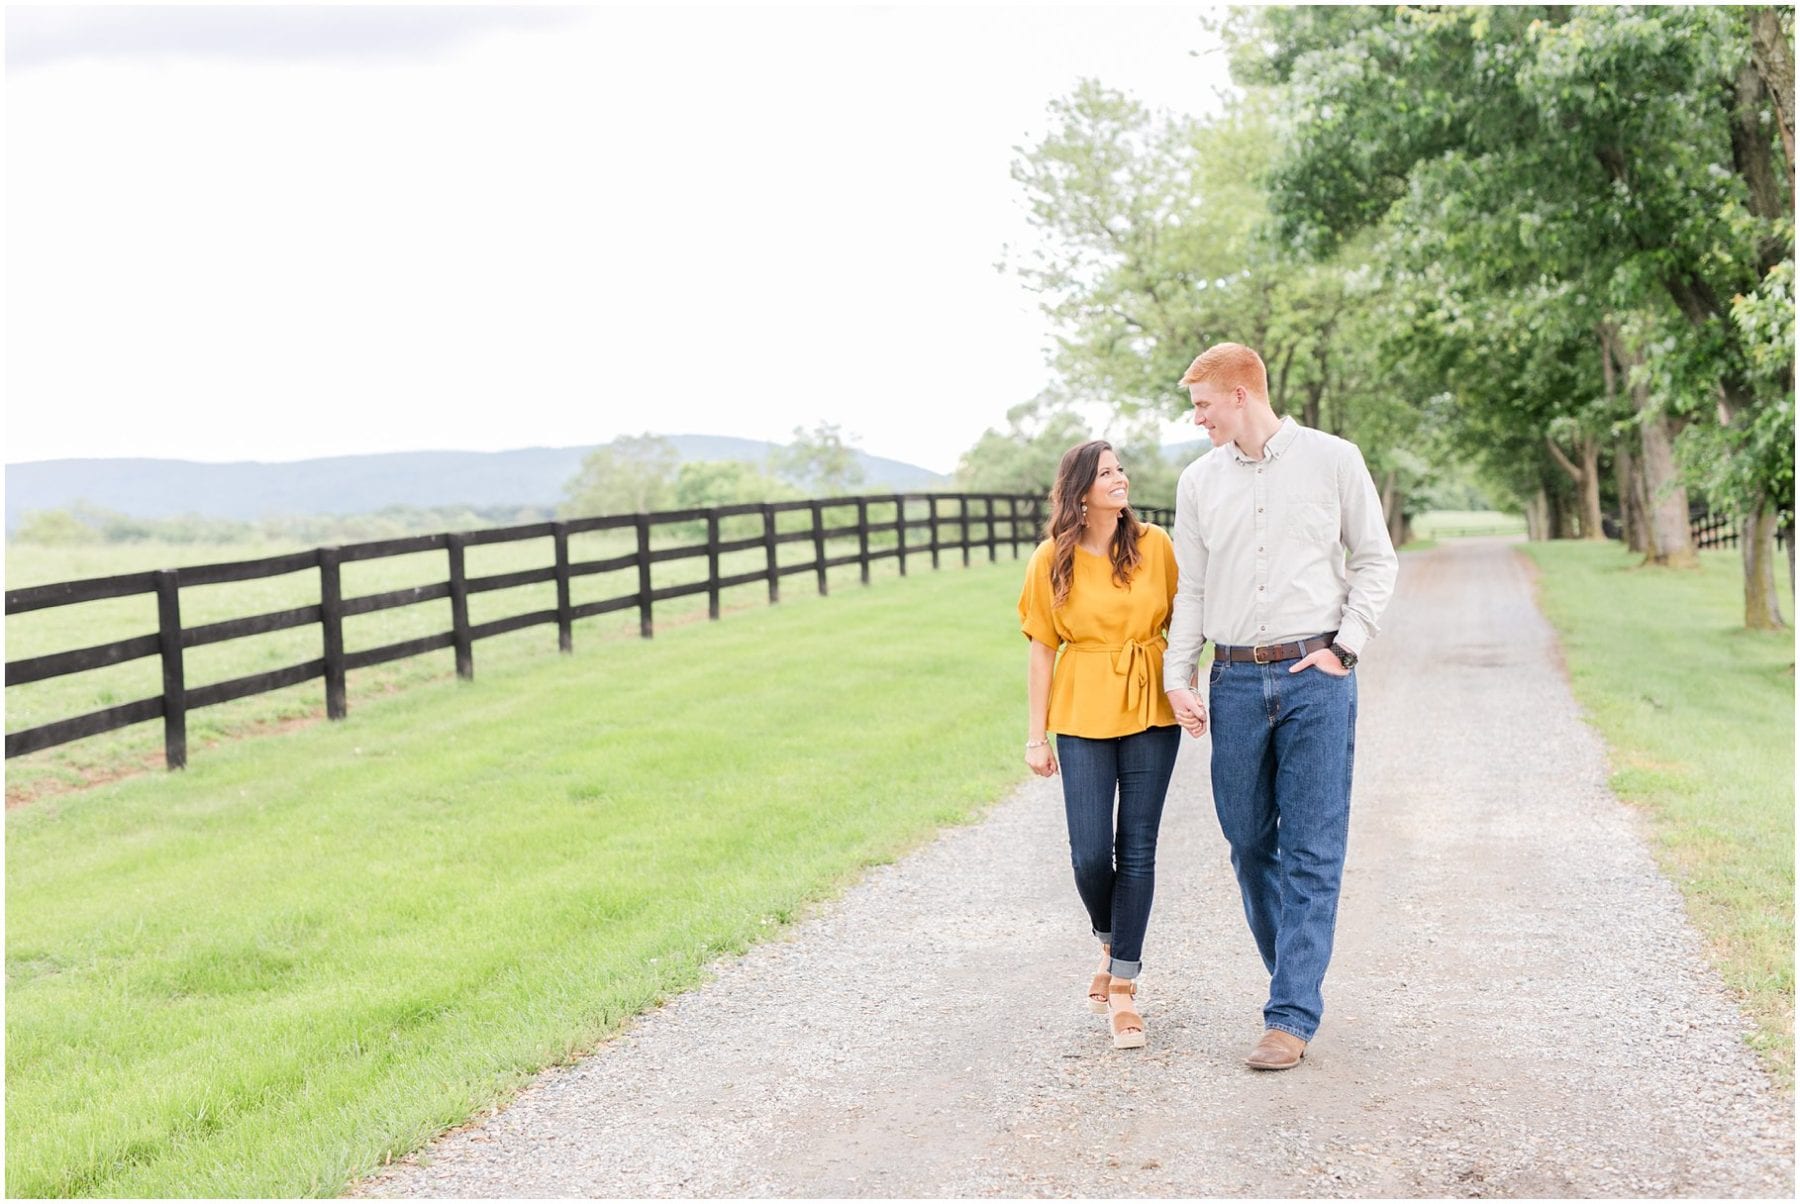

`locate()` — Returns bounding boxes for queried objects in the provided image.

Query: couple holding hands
[1019,343,1398,1068]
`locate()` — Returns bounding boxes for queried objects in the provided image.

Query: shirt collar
[1225,415,1301,464]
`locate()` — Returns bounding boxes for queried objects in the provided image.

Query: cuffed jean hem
[1108,957,1142,980]
[1093,929,1113,945]
[1266,1020,1314,1042]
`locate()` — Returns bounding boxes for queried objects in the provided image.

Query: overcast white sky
[5,2,1229,472]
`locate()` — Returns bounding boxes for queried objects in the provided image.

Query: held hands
[1026,740,1058,777]
[1167,688,1208,738]
[1289,648,1350,677]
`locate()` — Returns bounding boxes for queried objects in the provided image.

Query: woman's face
[1081,450,1129,518]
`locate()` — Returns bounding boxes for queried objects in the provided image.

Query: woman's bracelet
[1025,738,1050,750]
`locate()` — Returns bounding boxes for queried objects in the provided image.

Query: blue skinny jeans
[1054,724,1181,979]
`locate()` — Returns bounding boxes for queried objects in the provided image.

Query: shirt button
[1257,507,1263,514]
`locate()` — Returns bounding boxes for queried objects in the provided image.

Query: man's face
[1188,382,1241,446]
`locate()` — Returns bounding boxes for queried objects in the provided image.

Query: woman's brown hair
[1045,440,1144,608]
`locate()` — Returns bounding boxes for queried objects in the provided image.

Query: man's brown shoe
[1244,1028,1306,1070]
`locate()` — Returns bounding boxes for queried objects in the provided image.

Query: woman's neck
[1081,511,1121,552]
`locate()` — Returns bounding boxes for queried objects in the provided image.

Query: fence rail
[1688,508,1794,551]
[10,493,1164,770]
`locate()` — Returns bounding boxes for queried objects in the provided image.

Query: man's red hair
[1180,343,1268,397]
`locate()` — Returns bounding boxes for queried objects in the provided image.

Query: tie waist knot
[1066,636,1166,727]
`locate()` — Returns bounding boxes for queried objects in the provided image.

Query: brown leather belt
[1213,633,1336,665]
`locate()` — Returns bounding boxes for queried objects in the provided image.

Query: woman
[1017,440,1183,1050]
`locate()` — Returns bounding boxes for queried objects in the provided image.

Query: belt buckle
[1251,644,1273,665]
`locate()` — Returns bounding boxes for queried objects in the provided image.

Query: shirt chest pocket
[1285,499,1339,546]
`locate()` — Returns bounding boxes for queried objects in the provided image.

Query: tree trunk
[1526,488,1550,542]
[1546,477,1574,540]
[1271,341,1298,417]
[1731,58,1792,284]
[1578,438,1605,539]
[1750,7,1795,175]
[1544,437,1603,538]
[1785,515,1796,598]
[1303,332,1330,429]
[1614,436,1643,551]
[1743,497,1788,630]
[1630,442,1657,556]
[1609,331,1699,567]
[1598,322,1632,548]
[1637,411,1697,566]
[1379,468,1401,545]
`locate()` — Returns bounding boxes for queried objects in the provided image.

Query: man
[1162,342,1398,1071]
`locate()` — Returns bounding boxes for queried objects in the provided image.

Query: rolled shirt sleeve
[1017,543,1062,649]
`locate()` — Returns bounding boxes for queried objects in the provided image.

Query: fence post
[706,510,722,620]
[763,503,780,603]
[856,498,871,585]
[986,496,998,562]
[895,493,908,576]
[155,570,187,770]
[635,514,654,638]
[1008,496,1021,557]
[318,547,347,719]
[447,533,473,679]
[960,495,972,567]
[553,522,573,652]
[929,495,941,569]
[811,500,828,596]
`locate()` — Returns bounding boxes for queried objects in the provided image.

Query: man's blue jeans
[1054,724,1180,980]
[1207,656,1358,1041]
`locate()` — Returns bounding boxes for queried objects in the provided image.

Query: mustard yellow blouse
[1018,524,1180,739]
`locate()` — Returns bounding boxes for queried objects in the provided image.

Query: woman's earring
[1080,503,1088,526]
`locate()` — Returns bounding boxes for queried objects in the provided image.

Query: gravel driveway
[354,538,1793,1198]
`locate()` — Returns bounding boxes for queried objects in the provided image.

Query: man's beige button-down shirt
[1162,417,1399,690]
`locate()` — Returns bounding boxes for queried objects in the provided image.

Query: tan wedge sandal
[1087,946,1112,1014]
[1109,978,1146,1049]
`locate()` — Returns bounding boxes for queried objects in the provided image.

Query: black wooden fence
[1688,508,1794,550]
[9,493,1173,771]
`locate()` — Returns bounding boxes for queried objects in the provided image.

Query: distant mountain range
[4,435,950,530]
[1164,438,1210,462]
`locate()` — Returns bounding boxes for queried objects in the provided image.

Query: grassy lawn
[1523,541,1795,1088]
[1412,508,1526,538]
[5,507,1010,798]
[6,554,1035,1197]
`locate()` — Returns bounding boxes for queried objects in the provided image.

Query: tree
[672,459,795,510]
[770,422,865,496]
[560,433,678,518]
[1241,5,1790,624]
[1004,82,1440,529]
[1004,81,1254,413]
[955,395,1095,496]
[11,508,101,544]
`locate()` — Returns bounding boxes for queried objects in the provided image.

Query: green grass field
[5,510,1010,798]
[1522,542,1795,1088]
[6,552,1037,1197]
[1412,509,1525,538]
